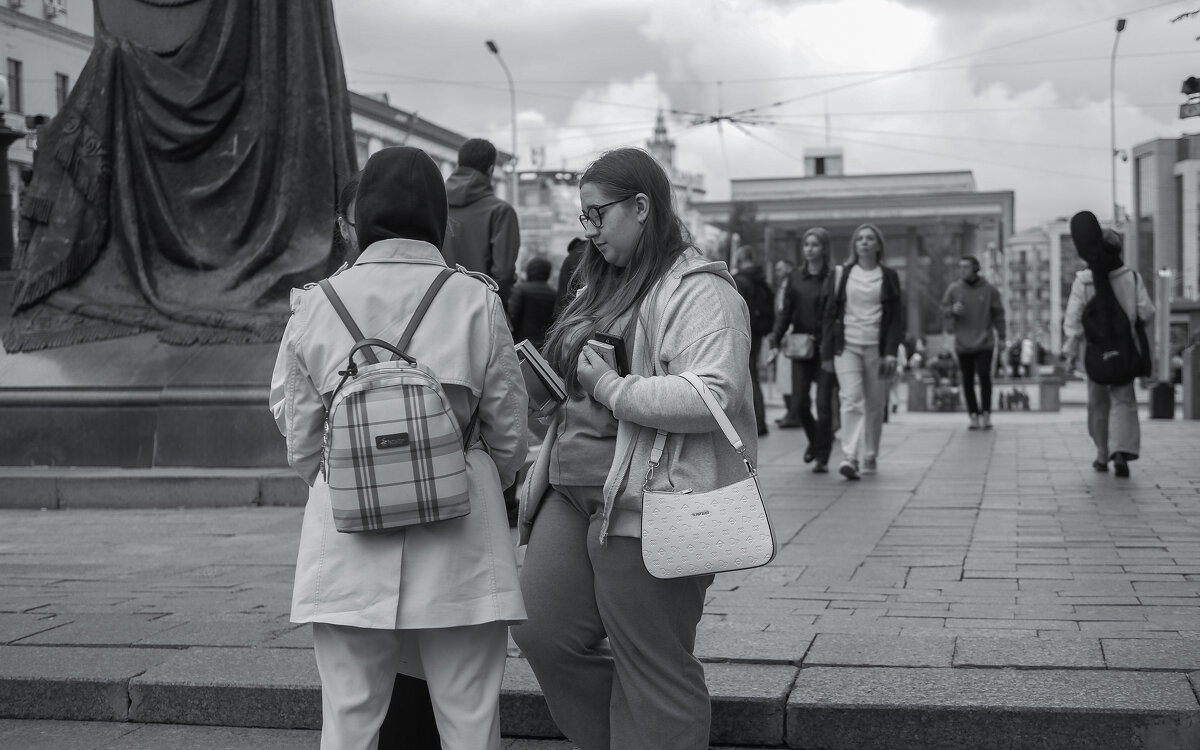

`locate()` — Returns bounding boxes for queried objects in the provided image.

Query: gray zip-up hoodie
[519,248,757,545]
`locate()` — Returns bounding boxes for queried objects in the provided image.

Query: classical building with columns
[692,148,1015,339]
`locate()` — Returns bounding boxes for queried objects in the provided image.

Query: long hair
[801,226,831,270]
[845,222,886,268]
[543,148,690,395]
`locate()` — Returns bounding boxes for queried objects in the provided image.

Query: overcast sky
[332,0,1200,230]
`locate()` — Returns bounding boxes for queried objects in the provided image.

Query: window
[55,73,69,111]
[6,59,22,113]
[813,157,826,175]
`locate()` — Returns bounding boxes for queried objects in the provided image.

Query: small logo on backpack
[375,433,410,450]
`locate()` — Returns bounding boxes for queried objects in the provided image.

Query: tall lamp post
[485,40,518,208]
[1110,18,1126,226]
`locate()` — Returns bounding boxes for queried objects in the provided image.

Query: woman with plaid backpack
[270,146,528,749]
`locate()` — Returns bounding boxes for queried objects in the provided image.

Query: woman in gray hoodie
[513,148,756,750]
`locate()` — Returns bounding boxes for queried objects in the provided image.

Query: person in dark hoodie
[734,245,776,436]
[442,138,521,306]
[941,255,1006,431]
[554,236,589,320]
[508,256,558,350]
[270,146,528,749]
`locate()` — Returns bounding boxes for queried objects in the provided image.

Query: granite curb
[2,644,1200,748]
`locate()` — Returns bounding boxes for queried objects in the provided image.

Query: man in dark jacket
[941,255,1006,430]
[554,236,588,320]
[441,138,521,306]
[734,246,775,437]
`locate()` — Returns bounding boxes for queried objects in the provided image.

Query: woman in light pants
[820,224,904,480]
[1062,228,1155,477]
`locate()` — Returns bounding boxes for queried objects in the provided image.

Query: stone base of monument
[0,333,307,508]
[0,333,284,468]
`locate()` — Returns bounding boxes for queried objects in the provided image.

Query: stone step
[2,646,1198,749]
[0,467,307,510]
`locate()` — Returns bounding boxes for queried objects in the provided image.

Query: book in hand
[515,340,567,418]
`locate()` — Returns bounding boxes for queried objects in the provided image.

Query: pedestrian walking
[821,223,904,480]
[734,245,776,436]
[508,255,558,350]
[512,147,755,750]
[1062,218,1155,478]
[770,226,835,473]
[941,255,1006,430]
[1019,337,1035,378]
[441,138,521,306]
[555,236,589,320]
[270,146,529,750]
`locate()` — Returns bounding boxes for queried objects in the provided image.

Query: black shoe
[1113,454,1129,478]
[803,447,815,463]
[758,427,769,437]
[813,461,828,473]
[1092,460,1108,473]
[838,459,860,480]
[778,418,804,429]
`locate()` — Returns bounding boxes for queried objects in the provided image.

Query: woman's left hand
[577,345,616,395]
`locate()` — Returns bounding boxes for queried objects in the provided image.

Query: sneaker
[838,459,860,480]
[1091,460,1108,473]
[981,412,993,430]
[813,461,829,474]
[1113,453,1130,478]
[861,457,877,474]
[803,447,815,463]
[778,418,804,429]
[968,414,980,430]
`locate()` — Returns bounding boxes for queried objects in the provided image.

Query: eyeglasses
[340,214,355,228]
[578,196,632,230]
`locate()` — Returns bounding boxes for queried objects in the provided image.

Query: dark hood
[445,166,495,208]
[356,146,448,250]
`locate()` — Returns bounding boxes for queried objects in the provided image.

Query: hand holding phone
[589,332,629,376]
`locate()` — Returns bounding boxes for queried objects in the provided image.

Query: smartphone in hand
[589,332,628,376]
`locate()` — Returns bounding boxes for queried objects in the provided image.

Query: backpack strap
[396,268,455,354]
[318,279,378,365]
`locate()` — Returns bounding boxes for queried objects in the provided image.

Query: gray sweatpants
[511,485,712,750]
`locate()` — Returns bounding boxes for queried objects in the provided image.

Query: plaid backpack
[318,268,476,533]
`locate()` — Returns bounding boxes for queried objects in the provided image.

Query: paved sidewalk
[2,403,1200,748]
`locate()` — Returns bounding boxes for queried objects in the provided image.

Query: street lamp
[485,40,518,208]
[1110,18,1126,226]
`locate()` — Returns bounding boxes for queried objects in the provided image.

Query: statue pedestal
[0,333,286,468]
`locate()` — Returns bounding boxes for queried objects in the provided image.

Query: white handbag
[782,331,815,359]
[640,372,777,579]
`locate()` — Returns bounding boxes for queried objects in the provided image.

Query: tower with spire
[647,109,676,171]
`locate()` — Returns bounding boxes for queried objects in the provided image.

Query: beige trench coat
[270,239,528,629]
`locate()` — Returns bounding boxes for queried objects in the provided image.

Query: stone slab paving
[1,404,1199,746]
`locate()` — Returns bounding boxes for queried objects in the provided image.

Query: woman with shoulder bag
[270,147,528,750]
[820,223,904,480]
[511,148,757,750]
[770,226,835,472]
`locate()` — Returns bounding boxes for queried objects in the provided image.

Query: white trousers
[834,343,885,463]
[311,621,508,750]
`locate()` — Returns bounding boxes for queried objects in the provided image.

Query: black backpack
[1081,269,1151,386]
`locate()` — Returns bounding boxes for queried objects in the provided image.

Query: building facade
[1129,132,1200,374]
[349,91,512,192]
[0,0,93,260]
[692,148,1015,339]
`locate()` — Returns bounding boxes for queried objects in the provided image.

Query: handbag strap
[645,371,755,490]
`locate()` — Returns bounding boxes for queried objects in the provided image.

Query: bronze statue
[4,0,356,351]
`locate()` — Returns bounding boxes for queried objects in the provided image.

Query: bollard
[1183,345,1200,420]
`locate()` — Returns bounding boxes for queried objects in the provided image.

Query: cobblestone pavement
[1,401,1199,747]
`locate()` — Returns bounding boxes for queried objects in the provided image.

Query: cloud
[334,0,1200,229]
